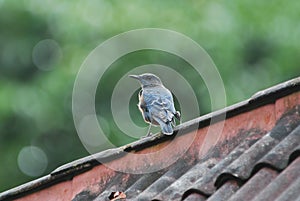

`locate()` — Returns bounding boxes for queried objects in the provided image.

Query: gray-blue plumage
[129,73,180,135]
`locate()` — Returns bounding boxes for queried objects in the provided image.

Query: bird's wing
[152,101,174,122]
[143,87,175,123]
[138,89,151,123]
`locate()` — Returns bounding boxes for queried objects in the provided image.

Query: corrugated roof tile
[216,107,300,183]
[154,159,217,201]
[132,159,193,201]
[192,129,265,193]
[274,176,300,201]
[257,124,300,170]
[183,192,206,201]
[226,168,278,201]
[251,157,300,201]
[218,133,280,180]
[206,181,239,201]
[125,171,166,199]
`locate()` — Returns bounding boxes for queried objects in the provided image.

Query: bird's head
[129,73,162,87]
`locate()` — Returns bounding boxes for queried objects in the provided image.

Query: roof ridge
[51,77,300,178]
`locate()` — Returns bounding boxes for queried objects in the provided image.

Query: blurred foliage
[0,0,299,192]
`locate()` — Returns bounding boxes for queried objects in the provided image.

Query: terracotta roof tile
[1,77,300,201]
[225,168,278,201]
[206,181,239,201]
[251,157,300,201]
[274,175,300,201]
[138,106,298,201]
[92,104,299,201]
[124,171,166,199]
[153,159,216,201]
[183,192,206,201]
[257,124,300,170]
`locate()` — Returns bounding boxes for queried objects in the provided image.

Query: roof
[1,77,300,201]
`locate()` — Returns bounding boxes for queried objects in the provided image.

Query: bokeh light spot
[17,146,48,177]
[32,39,62,71]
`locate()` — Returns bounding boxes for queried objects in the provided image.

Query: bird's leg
[172,111,181,126]
[175,111,181,124]
[146,123,153,136]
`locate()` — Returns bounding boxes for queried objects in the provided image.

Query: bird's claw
[146,132,153,137]
[139,132,153,139]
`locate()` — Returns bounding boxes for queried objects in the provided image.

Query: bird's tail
[152,114,174,135]
[161,122,173,135]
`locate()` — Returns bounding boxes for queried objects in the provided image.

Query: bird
[129,73,180,136]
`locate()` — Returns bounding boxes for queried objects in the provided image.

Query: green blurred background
[0,0,299,192]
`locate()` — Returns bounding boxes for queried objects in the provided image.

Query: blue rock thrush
[129,73,180,136]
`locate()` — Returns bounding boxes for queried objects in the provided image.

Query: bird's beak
[128,74,140,80]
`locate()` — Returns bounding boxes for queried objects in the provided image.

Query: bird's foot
[140,132,153,139]
[147,132,153,136]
